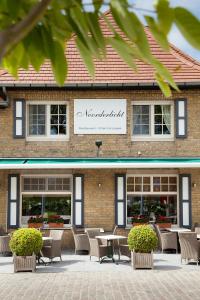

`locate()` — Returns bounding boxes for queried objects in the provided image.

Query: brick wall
[0,88,200,157]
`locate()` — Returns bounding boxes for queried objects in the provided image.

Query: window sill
[131,137,174,142]
[26,137,69,142]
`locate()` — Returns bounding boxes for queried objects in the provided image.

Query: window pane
[59,125,66,134]
[28,105,46,136]
[44,195,71,221]
[22,196,42,217]
[163,125,170,134]
[155,105,162,114]
[59,105,66,114]
[155,115,162,124]
[51,105,58,114]
[50,105,67,136]
[155,125,162,134]
[127,196,141,224]
[133,105,150,136]
[51,125,58,135]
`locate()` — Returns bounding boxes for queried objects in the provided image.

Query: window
[27,102,68,140]
[23,177,71,192]
[127,175,178,225]
[132,101,174,140]
[21,176,72,226]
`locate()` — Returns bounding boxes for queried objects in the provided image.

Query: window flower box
[47,215,64,228]
[28,216,44,229]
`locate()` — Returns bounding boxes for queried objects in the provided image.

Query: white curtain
[162,105,171,133]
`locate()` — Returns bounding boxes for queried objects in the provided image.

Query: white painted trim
[26,101,69,141]
[1,162,200,169]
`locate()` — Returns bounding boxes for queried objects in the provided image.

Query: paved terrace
[0,252,200,300]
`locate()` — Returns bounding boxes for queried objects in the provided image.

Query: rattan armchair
[41,230,64,262]
[0,235,11,254]
[154,225,178,253]
[178,232,200,265]
[71,226,90,254]
[86,228,109,263]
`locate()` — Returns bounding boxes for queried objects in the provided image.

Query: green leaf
[76,38,95,77]
[151,58,178,91]
[41,26,55,60]
[51,41,67,86]
[155,72,171,97]
[155,0,174,35]
[108,36,137,70]
[92,0,103,12]
[6,0,20,18]
[145,16,169,51]
[110,2,152,60]
[174,7,200,50]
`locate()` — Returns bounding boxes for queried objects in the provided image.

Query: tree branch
[0,0,52,62]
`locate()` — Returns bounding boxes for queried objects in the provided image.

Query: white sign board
[74,99,126,134]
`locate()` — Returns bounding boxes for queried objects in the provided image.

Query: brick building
[0,13,200,248]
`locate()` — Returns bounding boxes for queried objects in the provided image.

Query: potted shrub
[132,215,149,227]
[156,216,172,229]
[128,225,158,269]
[28,216,44,228]
[9,228,43,272]
[48,215,64,228]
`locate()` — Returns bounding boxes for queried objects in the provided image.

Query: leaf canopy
[0,0,199,97]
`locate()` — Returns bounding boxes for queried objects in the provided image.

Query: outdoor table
[166,228,191,233]
[95,234,127,264]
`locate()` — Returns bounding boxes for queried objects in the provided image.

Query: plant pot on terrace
[48,215,64,228]
[9,228,43,273]
[28,216,44,229]
[156,217,172,229]
[128,225,158,269]
[132,216,149,227]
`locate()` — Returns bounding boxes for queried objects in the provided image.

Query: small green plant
[48,215,64,223]
[9,228,43,256]
[128,225,158,253]
[28,216,44,223]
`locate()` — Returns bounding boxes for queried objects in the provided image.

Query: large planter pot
[131,251,153,269]
[48,223,64,228]
[28,223,43,229]
[157,223,172,229]
[13,254,36,273]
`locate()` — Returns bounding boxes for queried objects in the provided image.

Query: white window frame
[26,101,69,141]
[20,174,73,227]
[131,101,174,141]
[126,174,179,226]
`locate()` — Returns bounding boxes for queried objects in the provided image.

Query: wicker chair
[154,224,178,253]
[41,230,64,262]
[194,227,200,234]
[178,232,200,265]
[71,226,90,254]
[86,228,109,263]
[119,239,131,259]
[0,235,11,254]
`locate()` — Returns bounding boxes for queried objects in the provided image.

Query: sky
[129,0,200,61]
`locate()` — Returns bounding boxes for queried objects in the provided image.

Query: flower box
[13,253,36,273]
[131,251,153,269]
[48,222,64,228]
[157,222,172,229]
[28,223,43,229]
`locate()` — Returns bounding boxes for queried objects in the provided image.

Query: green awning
[0,157,200,169]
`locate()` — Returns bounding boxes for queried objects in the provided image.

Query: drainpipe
[0,87,9,108]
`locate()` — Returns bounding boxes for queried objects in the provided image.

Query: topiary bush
[9,228,43,256]
[128,225,158,253]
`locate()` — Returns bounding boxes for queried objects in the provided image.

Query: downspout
[0,87,9,108]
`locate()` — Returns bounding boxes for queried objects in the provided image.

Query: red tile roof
[1,12,200,85]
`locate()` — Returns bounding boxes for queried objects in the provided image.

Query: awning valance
[0,157,200,169]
